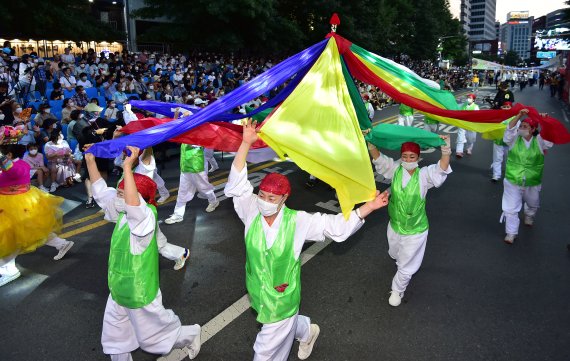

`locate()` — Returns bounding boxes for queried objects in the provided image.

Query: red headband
[503,101,512,107]
[467,93,476,100]
[522,118,539,129]
[118,173,158,206]
[401,142,420,155]
[259,173,291,196]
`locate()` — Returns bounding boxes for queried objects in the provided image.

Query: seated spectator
[44,129,79,191]
[112,84,129,104]
[23,143,50,192]
[35,103,59,128]
[50,82,65,100]
[76,73,93,88]
[61,98,78,124]
[104,100,119,122]
[89,97,100,106]
[60,67,77,91]
[103,75,117,99]
[75,61,89,78]
[71,85,89,108]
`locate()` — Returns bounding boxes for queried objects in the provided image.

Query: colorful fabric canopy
[365,124,445,151]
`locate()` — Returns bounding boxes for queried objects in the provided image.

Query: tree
[504,50,521,66]
[0,0,121,41]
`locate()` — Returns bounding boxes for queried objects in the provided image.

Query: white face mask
[467,98,474,104]
[518,129,530,138]
[114,197,126,213]
[44,108,51,113]
[256,197,284,217]
[401,161,419,171]
[0,114,4,121]
[29,149,38,155]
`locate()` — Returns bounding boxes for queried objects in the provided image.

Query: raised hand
[122,146,140,168]
[242,118,258,145]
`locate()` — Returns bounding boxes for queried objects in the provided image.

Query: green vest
[245,207,301,324]
[399,104,414,116]
[494,117,513,146]
[108,204,159,308]
[505,136,544,186]
[180,144,205,173]
[388,166,429,235]
[424,116,439,125]
[462,102,478,111]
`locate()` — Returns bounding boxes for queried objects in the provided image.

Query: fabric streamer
[365,124,445,150]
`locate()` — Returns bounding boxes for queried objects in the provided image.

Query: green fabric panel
[340,57,372,130]
[365,123,445,150]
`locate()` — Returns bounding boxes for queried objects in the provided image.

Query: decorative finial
[330,13,340,33]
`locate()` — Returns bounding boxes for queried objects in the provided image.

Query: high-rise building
[545,9,570,30]
[468,0,497,41]
[500,11,533,60]
[449,0,471,35]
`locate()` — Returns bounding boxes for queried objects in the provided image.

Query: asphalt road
[1,85,569,361]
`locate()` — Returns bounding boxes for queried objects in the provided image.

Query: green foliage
[0,0,122,41]
[504,50,521,66]
[133,0,467,59]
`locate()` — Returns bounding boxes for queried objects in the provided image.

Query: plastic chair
[85,87,98,99]
[53,109,63,121]
[45,89,53,100]
[60,124,68,139]
[125,93,140,100]
[29,101,42,111]
[68,139,78,153]
[97,96,107,107]
[49,100,64,110]
[63,89,76,99]
[46,81,54,91]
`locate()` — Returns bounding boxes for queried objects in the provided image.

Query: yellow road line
[63,211,104,229]
[60,219,110,239]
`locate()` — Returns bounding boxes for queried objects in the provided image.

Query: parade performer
[501,109,552,244]
[368,137,452,307]
[423,115,439,134]
[490,102,516,182]
[224,119,389,360]
[204,147,219,173]
[455,93,478,158]
[86,147,201,361]
[135,147,170,204]
[0,142,74,287]
[398,103,414,127]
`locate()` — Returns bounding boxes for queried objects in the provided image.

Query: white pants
[387,223,429,294]
[501,179,541,235]
[398,114,414,127]
[491,143,509,179]
[423,123,438,133]
[102,291,200,359]
[456,128,476,153]
[157,226,185,260]
[253,313,311,361]
[173,172,217,218]
[204,148,218,172]
[153,170,170,199]
[0,233,65,276]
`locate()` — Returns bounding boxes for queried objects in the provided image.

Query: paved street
[1,85,569,361]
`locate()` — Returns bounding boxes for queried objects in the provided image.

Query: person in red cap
[500,109,553,244]
[85,147,202,361]
[362,93,375,120]
[455,93,479,158]
[368,135,452,307]
[224,119,389,361]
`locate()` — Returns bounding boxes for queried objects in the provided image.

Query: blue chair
[97,96,106,106]
[125,93,140,100]
[85,87,98,99]
[46,81,54,91]
[117,104,124,111]
[49,100,63,112]
[68,139,78,153]
[60,124,68,139]
[53,109,62,121]
[63,89,76,99]
[45,89,53,100]
[29,101,42,111]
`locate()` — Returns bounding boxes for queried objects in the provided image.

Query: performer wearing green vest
[224,119,389,361]
[368,137,452,307]
[86,147,201,361]
[491,102,517,182]
[456,93,479,158]
[164,143,219,224]
[423,116,440,133]
[501,109,553,244]
[398,103,414,127]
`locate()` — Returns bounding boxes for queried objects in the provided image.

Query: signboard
[507,11,530,20]
[537,51,557,59]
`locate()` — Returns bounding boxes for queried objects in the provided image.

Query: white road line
[158,239,333,361]
[563,109,569,123]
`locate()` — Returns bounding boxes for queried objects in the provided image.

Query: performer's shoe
[389,291,403,307]
[49,182,59,193]
[73,173,82,183]
[305,179,316,188]
[157,194,170,204]
[298,324,320,360]
[209,166,219,173]
[455,153,464,159]
[524,216,534,227]
[187,325,201,360]
[85,197,96,209]
[165,214,184,224]
[174,249,190,270]
[38,185,50,192]
[490,177,499,183]
[54,241,74,260]
[205,201,219,213]
[0,271,21,287]
[504,234,516,244]
[466,149,472,155]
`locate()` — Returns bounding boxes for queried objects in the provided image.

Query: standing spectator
[71,85,89,109]
[0,82,15,125]
[60,48,75,64]
[33,62,49,99]
[103,75,117,100]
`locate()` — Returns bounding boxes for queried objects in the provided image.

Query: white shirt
[92,178,162,255]
[134,155,157,178]
[61,53,75,64]
[76,79,93,88]
[60,75,76,88]
[224,165,365,259]
[503,120,553,153]
[372,155,452,198]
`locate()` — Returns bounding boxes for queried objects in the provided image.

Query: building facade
[500,12,533,60]
[468,0,497,41]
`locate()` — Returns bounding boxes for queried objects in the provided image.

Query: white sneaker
[524,216,534,226]
[187,325,201,360]
[298,324,320,360]
[73,173,82,183]
[49,183,59,193]
[165,214,183,224]
[174,249,190,270]
[157,194,170,204]
[389,291,403,307]
[209,166,219,172]
[205,201,219,213]
[54,240,74,260]
[38,185,49,192]
[504,233,516,244]
[0,271,21,287]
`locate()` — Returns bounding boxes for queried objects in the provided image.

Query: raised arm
[508,109,528,129]
[233,118,258,172]
[439,135,451,171]
[122,146,141,207]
